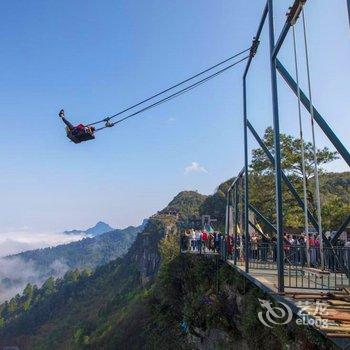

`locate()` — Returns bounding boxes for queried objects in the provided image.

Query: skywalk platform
[230,260,350,349]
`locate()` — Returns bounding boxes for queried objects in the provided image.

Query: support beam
[241,1,269,274]
[234,183,239,265]
[243,2,268,78]
[227,167,244,192]
[246,120,319,232]
[276,59,350,167]
[249,204,277,234]
[268,0,284,293]
[272,21,291,59]
[225,192,230,261]
[246,120,337,248]
[347,0,350,28]
[249,220,270,240]
[272,0,307,59]
[243,77,249,273]
[331,215,350,245]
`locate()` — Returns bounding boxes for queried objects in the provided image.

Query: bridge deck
[233,261,349,292]
[229,260,350,349]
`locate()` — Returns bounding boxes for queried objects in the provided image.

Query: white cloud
[167,117,176,123]
[0,257,70,302]
[184,162,208,175]
[0,231,86,258]
[0,231,84,301]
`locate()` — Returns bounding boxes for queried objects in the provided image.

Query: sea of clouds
[0,230,86,302]
[0,230,85,258]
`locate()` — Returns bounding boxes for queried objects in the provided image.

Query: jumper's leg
[59,109,74,130]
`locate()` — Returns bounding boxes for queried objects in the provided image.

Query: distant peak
[64,221,115,237]
[86,222,114,236]
[94,221,112,227]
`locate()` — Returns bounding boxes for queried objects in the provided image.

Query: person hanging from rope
[59,109,95,144]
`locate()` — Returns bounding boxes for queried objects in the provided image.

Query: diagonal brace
[249,204,277,234]
[247,119,320,231]
[276,59,350,167]
[331,215,350,245]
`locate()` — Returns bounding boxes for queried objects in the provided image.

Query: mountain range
[0,173,348,349]
[0,221,147,302]
[0,190,206,348]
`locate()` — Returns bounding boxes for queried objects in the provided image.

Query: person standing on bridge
[190,229,196,251]
[309,234,317,267]
[195,229,202,252]
[315,235,320,266]
[227,234,233,259]
[298,235,307,266]
[345,239,350,271]
[201,230,208,252]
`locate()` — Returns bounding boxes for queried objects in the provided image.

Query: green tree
[23,283,34,311]
[42,276,56,296]
[249,127,340,230]
[322,195,350,231]
[251,126,338,179]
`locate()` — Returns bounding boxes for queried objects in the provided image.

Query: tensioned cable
[302,7,324,269]
[87,47,251,126]
[292,24,310,267]
[95,55,249,131]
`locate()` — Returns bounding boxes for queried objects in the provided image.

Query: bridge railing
[180,236,350,289]
[234,243,350,272]
[232,242,350,290]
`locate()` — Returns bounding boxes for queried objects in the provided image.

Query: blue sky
[0,0,349,234]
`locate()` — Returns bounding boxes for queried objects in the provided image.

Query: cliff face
[150,254,336,350]
[125,190,206,284]
[127,216,178,285]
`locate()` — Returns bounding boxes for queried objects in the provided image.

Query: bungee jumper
[59,109,95,143]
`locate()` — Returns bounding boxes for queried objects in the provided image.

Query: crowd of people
[180,229,226,254]
[181,228,350,272]
[282,233,350,271]
[245,232,350,271]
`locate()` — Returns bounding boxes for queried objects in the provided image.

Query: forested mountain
[0,182,341,349]
[0,183,339,350]
[0,224,144,303]
[9,225,143,270]
[0,191,208,349]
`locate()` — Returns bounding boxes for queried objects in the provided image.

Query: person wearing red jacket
[201,231,208,252]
